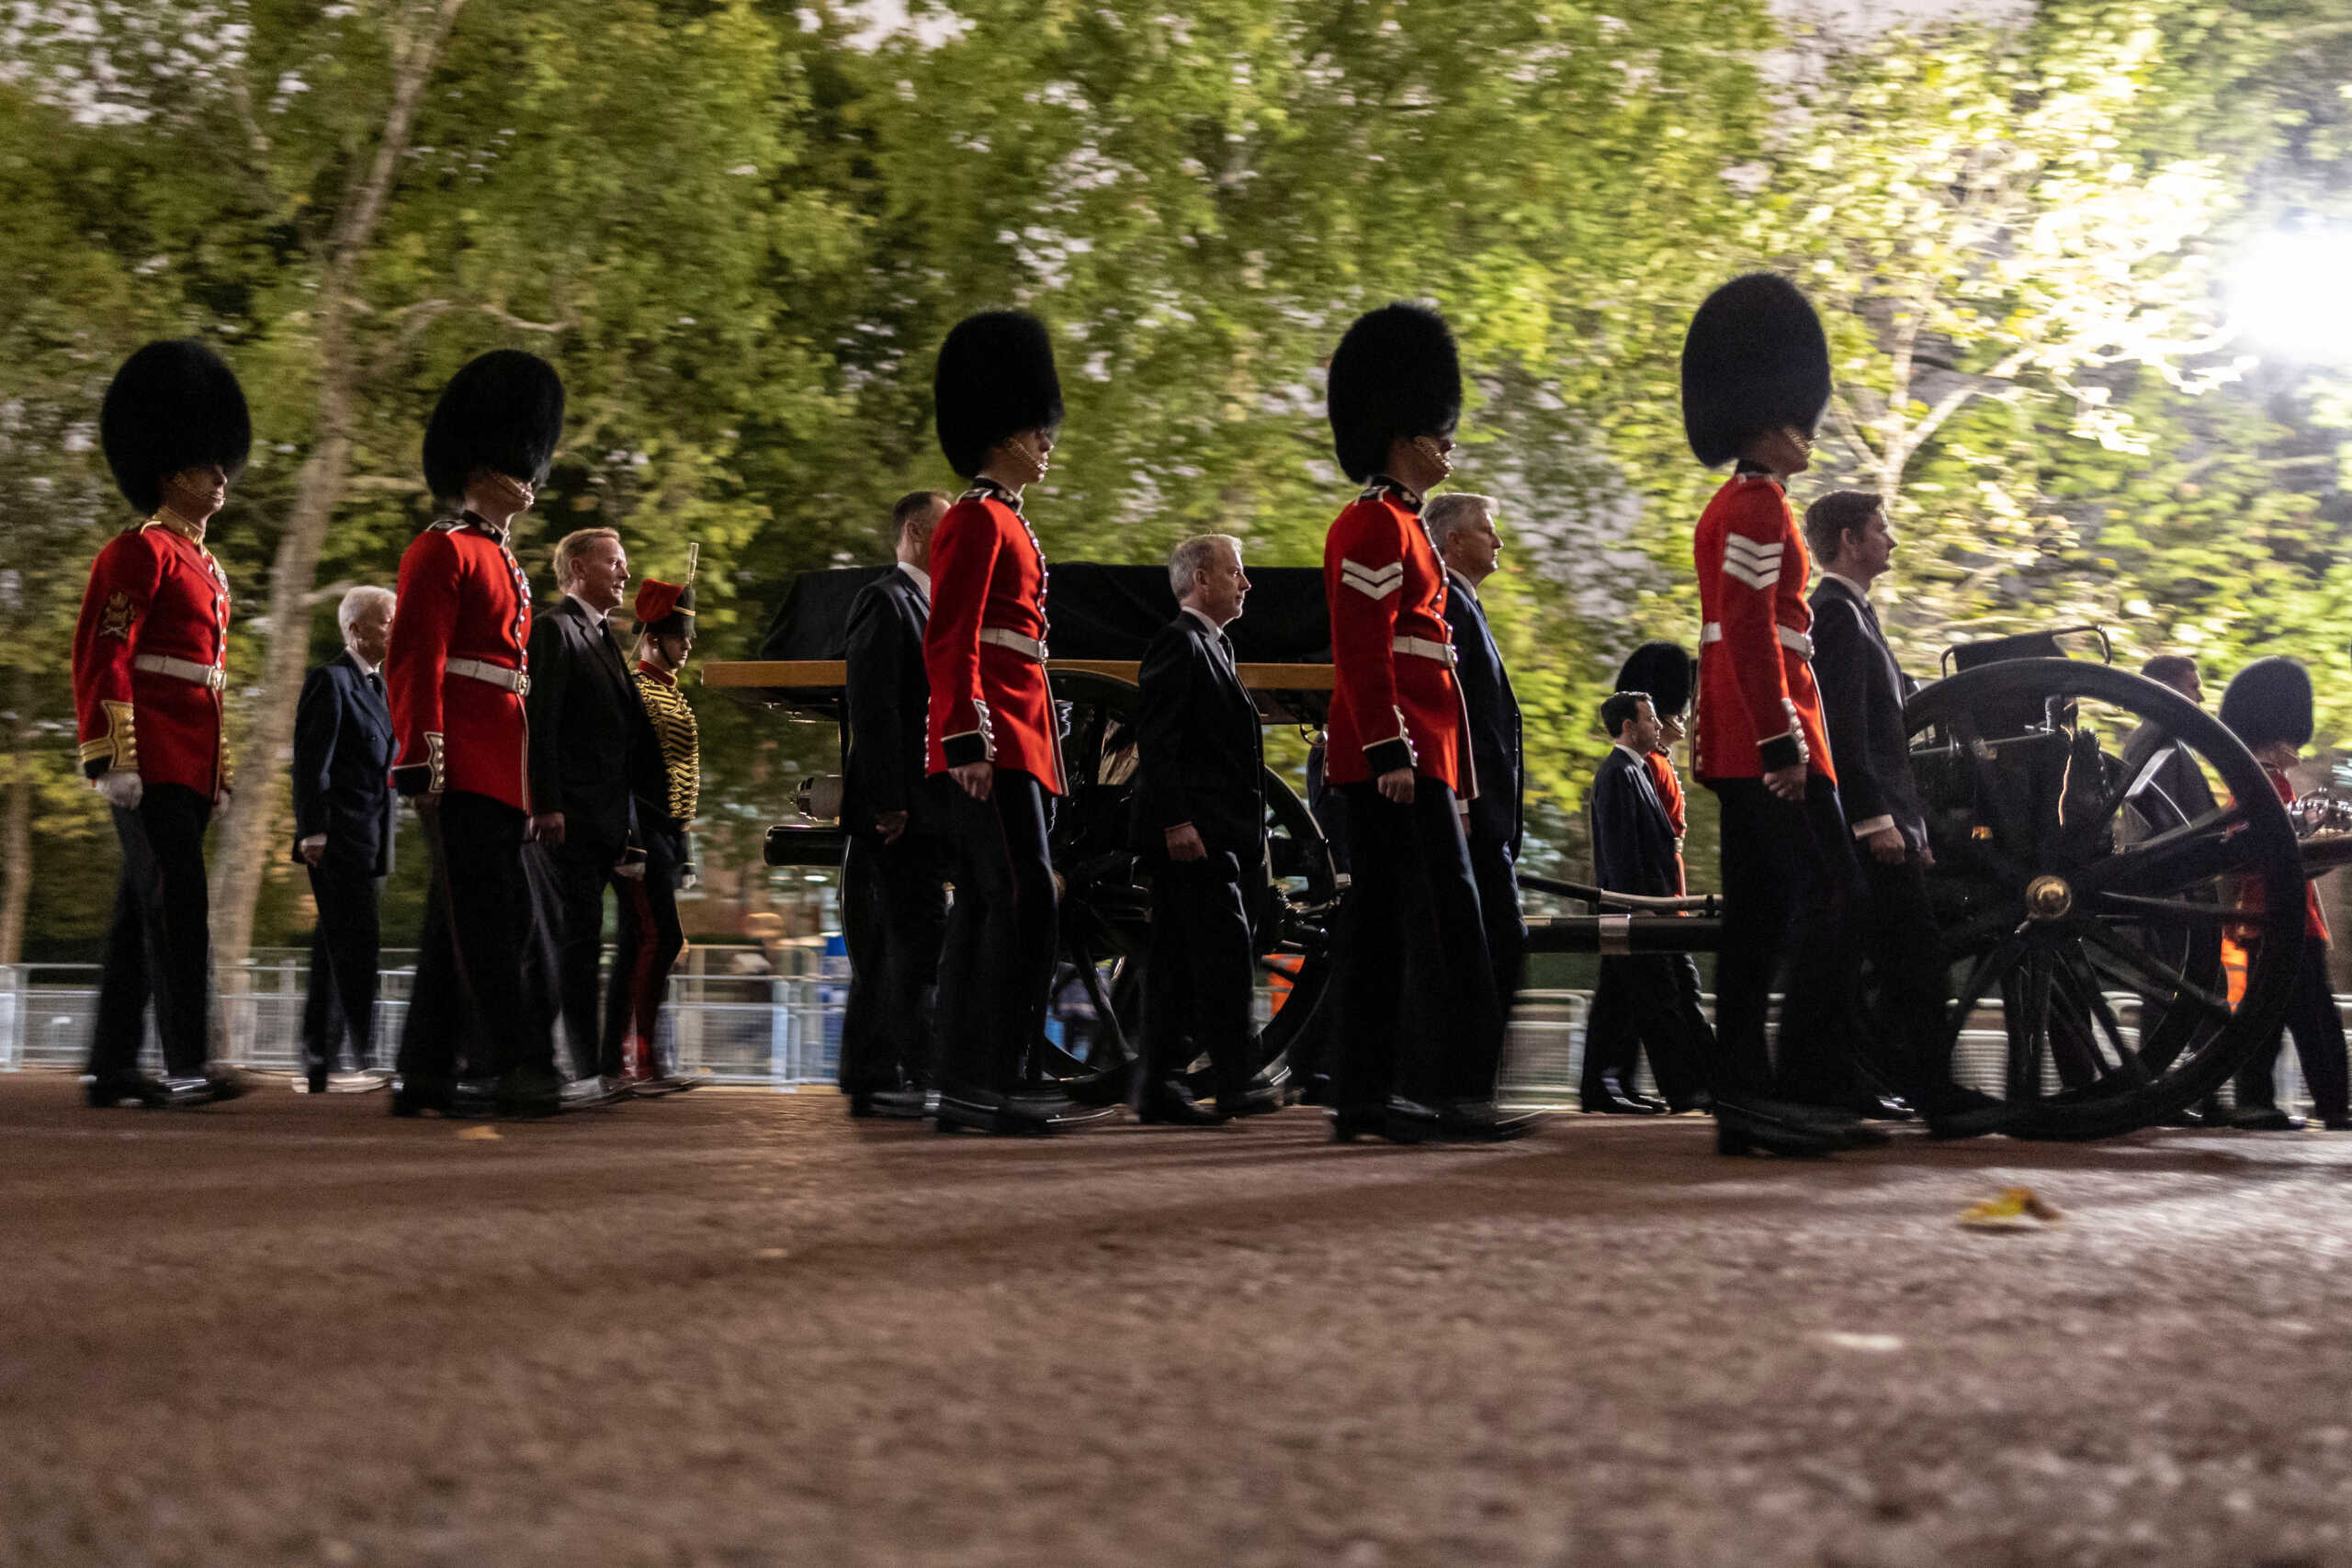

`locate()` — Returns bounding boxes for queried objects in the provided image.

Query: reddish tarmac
[4,1073,2350,1567]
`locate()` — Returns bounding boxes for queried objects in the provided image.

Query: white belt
[134,654,224,691]
[447,657,531,697]
[978,626,1048,661]
[1700,622,1813,660]
[1392,636,1456,666]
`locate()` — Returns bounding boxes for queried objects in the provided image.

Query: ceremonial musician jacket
[633,660,700,835]
[385,516,534,811]
[1692,469,1836,784]
[1321,479,1471,795]
[923,479,1065,794]
[72,517,232,797]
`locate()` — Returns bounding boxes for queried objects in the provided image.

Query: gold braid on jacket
[635,672,699,826]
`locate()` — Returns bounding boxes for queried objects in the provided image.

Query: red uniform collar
[636,660,676,686]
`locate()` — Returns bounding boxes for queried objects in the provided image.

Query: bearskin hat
[1679,273,1832,468]
[423,349,566,502]
[1328,303,1463,484]
[934,310,1063,479]
[2219,657,2314,750]
[99,340,251,516]
[1615,640,1695,719]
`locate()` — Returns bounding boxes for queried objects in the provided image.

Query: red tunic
[72,520,232,797]
[2233,765,2329,943]
[923,483,1065,794]
[384,519,534,812]
[1693,471,1835,784]
[1321,482,1470,795]
[1645,748,1689,896]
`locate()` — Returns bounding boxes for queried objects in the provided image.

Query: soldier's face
[659,628,694,670]
[1657,711,1686,748]
[164,464,229,523]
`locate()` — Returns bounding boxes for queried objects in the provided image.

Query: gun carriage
[709,572,2339,1139]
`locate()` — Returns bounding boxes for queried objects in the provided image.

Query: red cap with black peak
[632,543,698,635]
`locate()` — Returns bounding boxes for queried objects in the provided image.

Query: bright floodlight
[2230,230,2352,364]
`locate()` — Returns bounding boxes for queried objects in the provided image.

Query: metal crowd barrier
[0,963,2324,1113]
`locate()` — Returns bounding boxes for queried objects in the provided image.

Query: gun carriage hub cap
[2025,874,2074,922]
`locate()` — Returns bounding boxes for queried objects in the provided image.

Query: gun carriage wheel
[1902,658,2306,1139]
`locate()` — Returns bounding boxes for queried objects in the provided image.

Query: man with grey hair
[1429,493,1526,1018]
[291,584,399,1093]
[1129,533,1278,1123]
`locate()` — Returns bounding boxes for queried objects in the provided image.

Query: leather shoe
[1215,1083,1283,1119]
[849,1088,931,1120]
[1715,1096,1883,1156]
[1329,1097,1442,1145]
[85,1072,168,1109]
[2324,1116,2352,1132]
[496,1066,567,1119]
[392,1076,499,1117]
[2229,1105,2307,1132]
[1920,1086,2010,1141]
[1136,1080,1228,1126]
[936,1088,1062,1135]
[159,1069,252,1108]
[1433,1100,1544,1142]
[1582,1089,1663,1115]
[1851,1094,1917,1122]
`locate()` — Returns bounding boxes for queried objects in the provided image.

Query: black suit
[1442,575,1526,1011]
[525,594,662,1078]
[290,650,397,1076]
[1583,747,1708,1106]
[1132,610,1266,1097]
[1808,574,1944,1099]
[837,567,952,1098]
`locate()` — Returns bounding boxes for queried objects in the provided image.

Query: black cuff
[82,758,107,781]
[390,763,436,797]
[1363,738,1414,776]
[1757,734,1804,773]
[942,733,988,768]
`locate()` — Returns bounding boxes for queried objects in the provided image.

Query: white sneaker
[329,1070,390,1093]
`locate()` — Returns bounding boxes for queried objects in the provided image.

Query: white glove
[97,771,143,810]
[614,859,648,881]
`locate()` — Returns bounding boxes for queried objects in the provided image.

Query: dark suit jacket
[1443,575,1522,858]
[842,567,943,840]
[1591,746,1679,898]
[1131,611,1265,861]
[2121,716,2218,833]
[1807,575,1928,854]
[525,594,661,852]
[290,649,397,876]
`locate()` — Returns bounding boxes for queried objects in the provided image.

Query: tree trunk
[209,0,468,979]
[0,667,31,969]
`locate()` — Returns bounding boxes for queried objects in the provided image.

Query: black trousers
[1705,774,1860,1104]
[1142,850,1258,1095]
[1856,850,1951,1097]
[529,834,630,1080]
[1332,780,1504,1112]
[605,824,690,1076]
[1581,953,1711,1106]
[301,860,383,1075]
[837,830,952,1095]
[91,782,214,1080]
[2236,935,2349,1122]
[933,770,1058,1096]
[1466,825,1526,1021]
[401,792,550,1085]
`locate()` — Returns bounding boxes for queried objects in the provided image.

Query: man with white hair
[1129,533,1277,1123]
[291,584,398,1093]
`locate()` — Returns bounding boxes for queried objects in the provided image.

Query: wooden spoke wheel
[1901,660,2305,1139]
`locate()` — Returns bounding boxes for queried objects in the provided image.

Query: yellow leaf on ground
[456,1125,502,1141]
[1959,1185,2062,1229]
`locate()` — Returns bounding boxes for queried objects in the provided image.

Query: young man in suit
[1587,691,1711,1111]
[1130,533,1280,1125]
[73,340,252,1109]
[291,584,398,1094]
[526,525,663,1101]
[387,349,568,1118]
[1428,492,1526,1021]
[1320,303,1535,1145]
[838,491,954,1119]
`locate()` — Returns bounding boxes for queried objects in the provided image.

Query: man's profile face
[1192,540,1250,626]
[571,536,629,614]
[1623,699,1661,756]
[348,598,394,667]
[1443,505,1502,583]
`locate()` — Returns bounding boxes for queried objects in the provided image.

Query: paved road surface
[4,1075,2349,1567]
